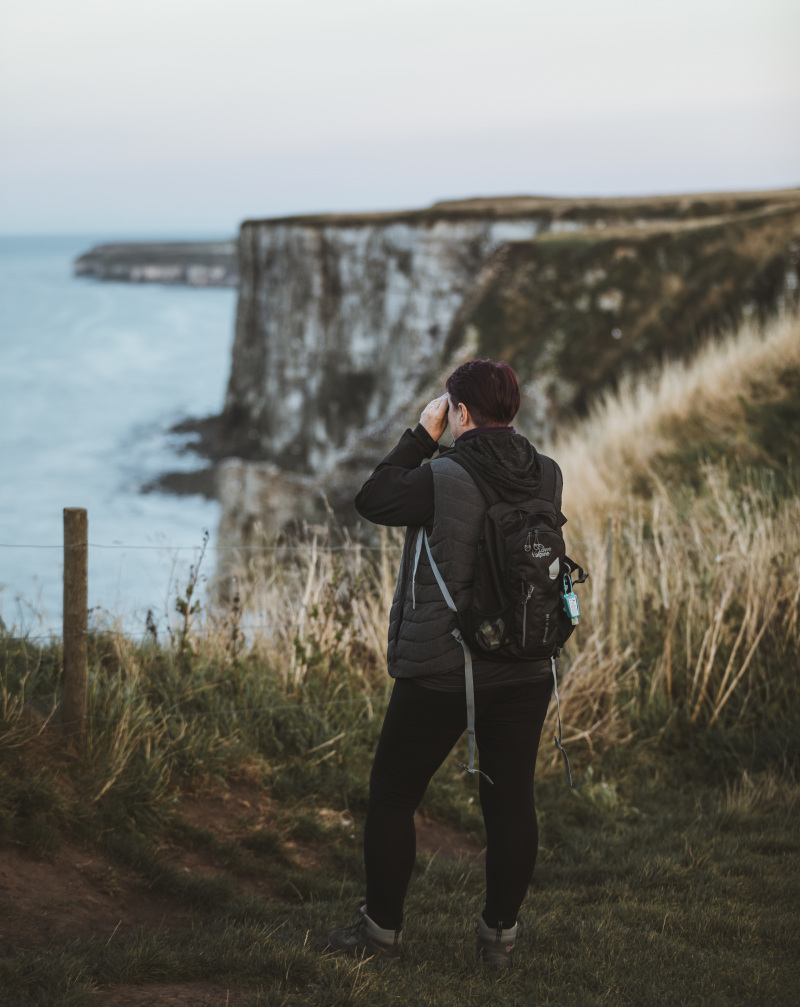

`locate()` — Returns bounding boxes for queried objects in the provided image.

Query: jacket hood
[445,430,543,503]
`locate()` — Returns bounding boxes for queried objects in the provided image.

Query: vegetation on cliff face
[2,312,798,1004]
[451,202,800,438]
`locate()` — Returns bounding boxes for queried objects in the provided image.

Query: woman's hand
[419,393,450,441]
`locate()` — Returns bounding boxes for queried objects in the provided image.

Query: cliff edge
[206,188,800,547]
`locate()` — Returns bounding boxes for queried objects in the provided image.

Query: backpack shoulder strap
[536,454,561,506]
[411,527,493,785]
[537,454,565,521]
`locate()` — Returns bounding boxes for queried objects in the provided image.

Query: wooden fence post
[604,516,616,652]
[63,508,88,739]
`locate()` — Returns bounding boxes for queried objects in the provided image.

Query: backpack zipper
[522,583,534,645]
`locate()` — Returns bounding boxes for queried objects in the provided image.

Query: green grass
[0,634,797,1004]
[1,763,797,1006]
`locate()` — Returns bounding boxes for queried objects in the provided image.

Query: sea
[0,235,237,638]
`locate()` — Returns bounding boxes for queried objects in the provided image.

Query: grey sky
[1,0,798,234]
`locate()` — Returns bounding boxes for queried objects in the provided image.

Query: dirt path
[1,786,483,1004]
[0,843,193,952]
[0,809,482,953]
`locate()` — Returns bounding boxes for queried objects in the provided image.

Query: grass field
[2,716,797,1005]
[1,313,799,1006]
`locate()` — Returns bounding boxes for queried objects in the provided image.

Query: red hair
[446,359,520,426]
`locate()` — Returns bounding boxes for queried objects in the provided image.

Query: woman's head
[445,359,520,427]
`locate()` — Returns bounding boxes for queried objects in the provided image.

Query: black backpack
[414,451,587,786]
[450,453,587,663]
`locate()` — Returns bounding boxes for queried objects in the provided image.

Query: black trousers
[364,675,553,931]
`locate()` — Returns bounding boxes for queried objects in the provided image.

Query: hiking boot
[476,916,517,968]
[326,905,402,960]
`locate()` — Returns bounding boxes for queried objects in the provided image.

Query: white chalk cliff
[224,205,550,475]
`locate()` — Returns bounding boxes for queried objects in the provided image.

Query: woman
[327,359,563,967]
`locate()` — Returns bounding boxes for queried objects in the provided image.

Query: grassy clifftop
[242,187,800,228]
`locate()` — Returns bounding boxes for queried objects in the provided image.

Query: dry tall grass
[210,526,403,696]
[212,471,797,777]
[534,311,800,765]
[552,310,800,527]
[547,473,799,757]
[6,315,794,780]
[192,313,800,775]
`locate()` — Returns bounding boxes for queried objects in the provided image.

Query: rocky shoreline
[74,240,238,286]
[138,413,267,502]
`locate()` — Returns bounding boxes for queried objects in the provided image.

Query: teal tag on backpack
[562,572,580,625]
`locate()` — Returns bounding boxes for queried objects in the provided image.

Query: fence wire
[2,527,746,646]
[0,532,739,552]
[0,542,403,552]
